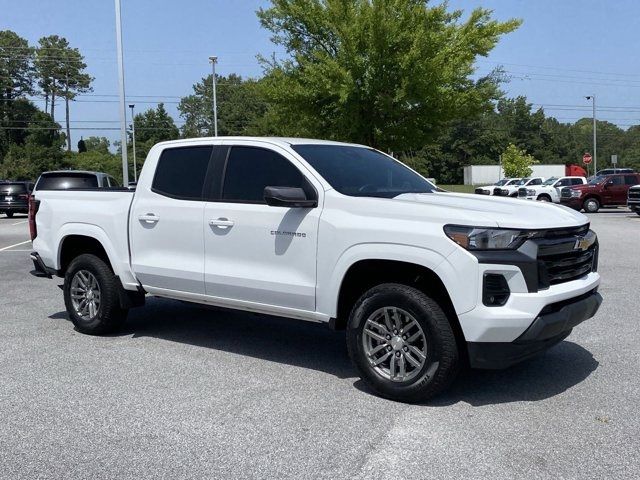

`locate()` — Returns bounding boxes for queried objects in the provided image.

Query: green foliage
[0,143,68,180]
[67,150,123,180]
[129,103,179,163]
[501,143,535,178]
[257,0,521,151]
[178,74,268,136]
[83,136,110,154]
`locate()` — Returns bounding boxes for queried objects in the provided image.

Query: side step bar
[30,252,53,279]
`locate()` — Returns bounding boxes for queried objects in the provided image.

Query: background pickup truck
[30,137,602,402]
[560,173,640,213]
[518,176,586,202]
[628,185,640,215]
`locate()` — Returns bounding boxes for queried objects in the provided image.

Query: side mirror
[264,186,317,208]
[605,180,614,187]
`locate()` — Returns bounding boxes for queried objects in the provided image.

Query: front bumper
[628,201,640,211]
[560,197,583,209]
[467,290,602,368]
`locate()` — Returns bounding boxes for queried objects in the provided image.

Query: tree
[501,143,535,178]
[257,0,520,151]
[34,35,93,150]
[178,74,267,137]
[124,103,179,165]
[83,136,110,154]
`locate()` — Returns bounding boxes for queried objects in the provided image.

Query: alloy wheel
[70,270,101,321]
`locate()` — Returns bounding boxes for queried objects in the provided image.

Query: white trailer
[463,164,566,185]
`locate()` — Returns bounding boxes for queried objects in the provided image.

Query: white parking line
[11,220,28,225]
[0,240,31,251]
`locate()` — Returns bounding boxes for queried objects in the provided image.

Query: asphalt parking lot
[0,210,638,479]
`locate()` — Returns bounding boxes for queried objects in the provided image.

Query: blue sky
[4,0,640,148]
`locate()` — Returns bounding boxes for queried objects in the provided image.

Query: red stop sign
[583,153,592,164]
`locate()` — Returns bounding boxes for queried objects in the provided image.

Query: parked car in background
[594,168,635,177]
[474,178,520,195]
[627,184,640,216]
[0,181,34,218]
[519,176,586,203]
[34,171,120,191]
[560,173,640,213]
[494,177,545,197]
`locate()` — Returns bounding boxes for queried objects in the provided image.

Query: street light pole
[586,95,597,175]
[114,0,129,186]
[129,104,137,183]
[209,56,218,136]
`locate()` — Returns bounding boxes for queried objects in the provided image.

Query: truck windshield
[516,178,530,185]
[292,145,437,198]
[494,179,509,186]
[542,177,558,186]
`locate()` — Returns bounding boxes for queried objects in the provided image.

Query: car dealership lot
[0,211,638,479]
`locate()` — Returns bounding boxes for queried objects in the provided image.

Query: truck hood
[570,183,600,192]
[393,192,588,229]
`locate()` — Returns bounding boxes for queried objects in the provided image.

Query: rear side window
[570,178,583,185]
[222,146,304,203]
[152,146,212,200]
[36,174,99,190]
[624,175,638,185]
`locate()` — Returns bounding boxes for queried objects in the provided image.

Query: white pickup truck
[518,176,587,202]
[29,137,602,402]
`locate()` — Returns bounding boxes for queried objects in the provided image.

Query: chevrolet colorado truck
[518,176,587,203]
[29,137,602,402]
[628,184,640,215]
[560,173,640,213]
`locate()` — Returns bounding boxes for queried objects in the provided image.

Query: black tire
[537,194,551,202]
[346,283,459,403]
[5,211,14,218]
[63,254,128,335]
[583,197,600,213]
[636,210,640,217]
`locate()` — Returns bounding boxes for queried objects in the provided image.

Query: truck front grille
[518,187,527,197]
[629,188,640,201]
[536,225,597,288]
[560,187,572,198]
[475,188,490,195]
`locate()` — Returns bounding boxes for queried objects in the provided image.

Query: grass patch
[439,184,477,194]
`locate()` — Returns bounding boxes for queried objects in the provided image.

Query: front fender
[317,243,454,318]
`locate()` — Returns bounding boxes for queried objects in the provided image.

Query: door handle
[138,214,160,224]
[209,218,234,228]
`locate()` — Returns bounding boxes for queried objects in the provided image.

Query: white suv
[519,176,587,202]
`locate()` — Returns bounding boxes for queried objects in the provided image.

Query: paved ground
[0,210,638,479]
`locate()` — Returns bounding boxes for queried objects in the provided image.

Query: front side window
[292,145,436,198]
[527,178,542,186]
[222,146,304,203]
[542,177,558,186]
[609,176,624,185]
[152,146,212,200]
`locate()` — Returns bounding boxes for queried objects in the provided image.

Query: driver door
[203,143,322,312]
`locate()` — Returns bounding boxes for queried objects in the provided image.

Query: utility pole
[209,56,218,136]
[129,104,137,183]
[115,0,129,186]
[586,95,597,175]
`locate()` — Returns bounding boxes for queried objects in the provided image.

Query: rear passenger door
[130,145,214,295]
[203,143,322,313]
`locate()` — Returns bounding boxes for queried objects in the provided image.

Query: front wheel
[346,283,459,403]
[63,254,128,335]
[5,211,14,218]
[537,195,551,202]
[583,197,600,213]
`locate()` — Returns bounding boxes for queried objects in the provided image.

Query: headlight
[526,189,536,196]
[444,225,534,250]
[570,190,581,197]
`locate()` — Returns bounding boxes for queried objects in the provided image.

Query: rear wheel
[346,283,459,403]
[583,197,600,213]
[63,254,128,335]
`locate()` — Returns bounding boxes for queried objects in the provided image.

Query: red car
[560,173,640,213]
